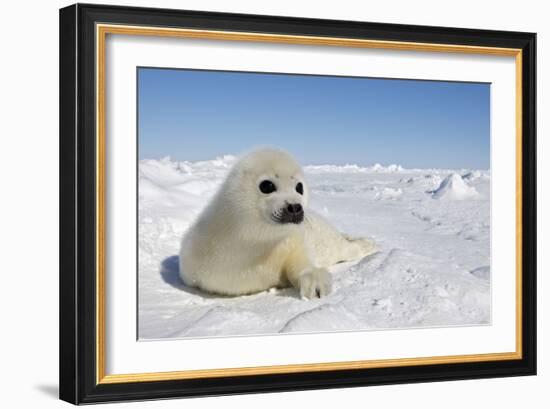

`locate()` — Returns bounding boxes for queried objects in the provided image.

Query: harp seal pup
[179,148,377,299]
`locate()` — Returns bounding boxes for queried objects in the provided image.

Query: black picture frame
[59,3,536,405]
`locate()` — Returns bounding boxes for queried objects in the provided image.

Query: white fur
[179,148,377,298]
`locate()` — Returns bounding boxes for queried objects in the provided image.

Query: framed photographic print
[59,3,537,404]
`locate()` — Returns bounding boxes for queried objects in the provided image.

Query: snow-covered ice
[429,173,479,200]
[138,156,490,339]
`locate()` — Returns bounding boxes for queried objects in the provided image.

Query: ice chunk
[430,173,478,200]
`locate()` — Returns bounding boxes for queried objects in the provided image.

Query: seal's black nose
[279,203,304,224]
[286,203,303,215]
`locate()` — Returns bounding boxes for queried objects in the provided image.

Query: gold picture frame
[60,3,536,404]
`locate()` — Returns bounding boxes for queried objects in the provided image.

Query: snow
[375,187,403,200]
[304,163,404,174]
[430,173,479,200]
[138,156,490,339]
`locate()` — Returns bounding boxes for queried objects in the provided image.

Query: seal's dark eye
[296,182,304,195]
[259,180,277,194]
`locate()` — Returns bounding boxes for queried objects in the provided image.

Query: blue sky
[138,68,490,169]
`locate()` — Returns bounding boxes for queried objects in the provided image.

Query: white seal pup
[179,148,377,299]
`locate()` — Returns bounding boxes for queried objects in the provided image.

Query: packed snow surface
[138,156,490,339]
[430,173,479,200]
